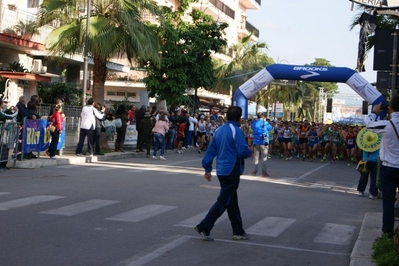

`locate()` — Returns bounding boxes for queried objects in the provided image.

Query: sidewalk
[350,212,381,266]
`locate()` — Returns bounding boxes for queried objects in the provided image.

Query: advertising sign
[23,119,65,153]
[124,124,137,146]
[350,0,399,9]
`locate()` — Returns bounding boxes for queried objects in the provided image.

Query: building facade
[0,0,260,109]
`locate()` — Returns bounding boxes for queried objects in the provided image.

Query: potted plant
[13,20,40,40]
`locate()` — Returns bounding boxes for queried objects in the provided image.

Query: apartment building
[0,0,260,108]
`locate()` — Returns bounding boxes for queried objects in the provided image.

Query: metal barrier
[0,122,21,167]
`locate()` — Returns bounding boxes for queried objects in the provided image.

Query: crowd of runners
[241,117,362,166]
[178,110,363,166]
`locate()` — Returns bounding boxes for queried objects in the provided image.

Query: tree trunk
[93,56,107,105]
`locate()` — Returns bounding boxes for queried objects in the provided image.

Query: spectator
[114,104,129,152]
[47,104,63,159]
[93,103,106,155]
[15,95,37,160]
[251,112,273,177]
[167,109,180,150]
[357,149,379,199]
[135,105,146,152]
[75,98,104,156]
[365,97,399,236]
[185,112,197,148]
[127,105,136,125]
[176,115,186,154]
[0,100,18,170]
[151,113,169,160]
[137,111,153,158]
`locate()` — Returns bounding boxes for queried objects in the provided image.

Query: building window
[127,92,136,98]
[28,0,40,8]
[106,91,116,96]
[116,92,125,96]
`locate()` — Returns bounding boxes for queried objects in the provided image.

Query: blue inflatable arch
[233,64,387,119]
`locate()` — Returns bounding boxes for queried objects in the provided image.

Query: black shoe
[96,153,104,155]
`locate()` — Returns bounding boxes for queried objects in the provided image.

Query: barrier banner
[23,119,65,153]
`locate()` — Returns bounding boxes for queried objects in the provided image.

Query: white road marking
[89,167,114,171]
[40,199,119,216]
[246,217,296,237]
[310,181,336,189]
[297,163,330,179]
[174,211,228,227]
[0,195,65,211]
[105,204,177,222]
[314,223,355,245]
[123,236,192,266]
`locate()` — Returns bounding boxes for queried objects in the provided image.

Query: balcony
[209,0,235,20]
[0,4,53,47]
[240,0,261,10]
[237,21,259,40]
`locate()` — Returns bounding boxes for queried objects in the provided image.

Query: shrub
[372,233,399,266]
[38,81,82,106]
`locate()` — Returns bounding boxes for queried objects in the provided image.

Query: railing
[209,0,235,20]
[0,122,21,166]
[246,21,259,38]
[0,4,54,45]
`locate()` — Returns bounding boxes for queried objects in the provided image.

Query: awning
[0,71,52,82]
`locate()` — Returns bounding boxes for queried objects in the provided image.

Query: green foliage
[105,96,134,114]
[37,81,82,106]
[139,2,227,107]
[13,20,40,38]
[4,62,29,73]
[213,34,272,94]
[372,234,399,266]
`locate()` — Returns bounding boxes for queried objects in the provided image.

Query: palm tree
[37,0,162,104]
[213,34,272,96]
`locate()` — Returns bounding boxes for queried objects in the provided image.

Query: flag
[357,12,377,72]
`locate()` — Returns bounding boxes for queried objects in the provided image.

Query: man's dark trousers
[196,174,245,236]
[381,165,399,235]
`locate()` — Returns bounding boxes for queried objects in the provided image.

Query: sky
[246,0,374,101]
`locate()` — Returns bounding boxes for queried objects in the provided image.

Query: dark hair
[27,100,38,111]
[87,98,94,105]
[391,94,399,112]
[226,106,242,122]
[95,103,102,110]
[30,95,40,104]
[116,104,126,115]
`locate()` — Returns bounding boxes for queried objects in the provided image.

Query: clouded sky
[247,0,375,96]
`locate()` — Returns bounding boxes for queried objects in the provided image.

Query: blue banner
[23,119,65,153]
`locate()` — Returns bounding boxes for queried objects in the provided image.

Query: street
[0,152,381,266]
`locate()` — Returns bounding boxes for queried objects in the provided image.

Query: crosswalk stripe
[0,192,11,196]
[105,204,177,222]
[40,199,119,216]
[0,195,65,211]
[246,217,296,237]
[314,223,355,245]
[174,211,228,227]
[89,167,113,171]
[125,169,145,173]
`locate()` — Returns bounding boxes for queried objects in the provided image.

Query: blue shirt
[202,120,252,176]
[251,119,273,145]
[362,149,379,162]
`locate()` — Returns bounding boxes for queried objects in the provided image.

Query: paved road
[0,152,381,266]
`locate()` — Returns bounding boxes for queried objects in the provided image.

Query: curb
[13,148,196,169]
[350,212,381,266]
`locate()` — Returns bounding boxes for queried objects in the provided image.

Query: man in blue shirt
[251,112,273,177]
[194,106,252,241]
